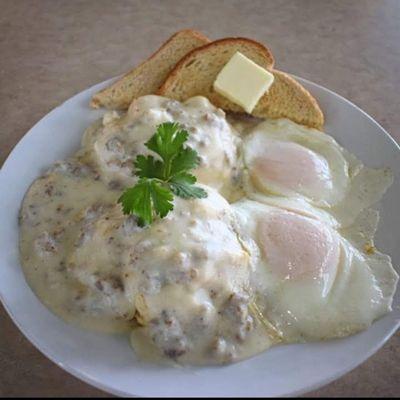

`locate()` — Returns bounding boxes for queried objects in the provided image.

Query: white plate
[0,77,399,397]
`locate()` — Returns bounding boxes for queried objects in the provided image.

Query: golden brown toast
[157,38,323,128]
[90,29,210,110]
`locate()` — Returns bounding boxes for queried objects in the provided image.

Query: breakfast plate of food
[0,30,399,397]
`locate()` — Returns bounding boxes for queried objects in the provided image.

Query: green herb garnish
[118,122,207,226]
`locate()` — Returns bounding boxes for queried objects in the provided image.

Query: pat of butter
[213,52,274,113]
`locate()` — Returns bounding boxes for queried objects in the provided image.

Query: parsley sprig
[118,122,207,226]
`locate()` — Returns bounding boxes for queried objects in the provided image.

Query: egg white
[243,118,393,227]
[233,199,398,342]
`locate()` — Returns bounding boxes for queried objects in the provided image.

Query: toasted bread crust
[91,31,324,129]
[157,37,275,96]
[158,37,323,129]
[253,70,324,128]
[90,29,210,109]
[154,29,210,57]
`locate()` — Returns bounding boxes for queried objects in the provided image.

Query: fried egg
[243,119,393,226]
[233,199,398,342]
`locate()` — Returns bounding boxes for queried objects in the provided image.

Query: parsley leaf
[149,180,174,218]
[118,179,153,226]
[146,122,188,174]
[170,147,200,175]
[134,155,163,179]
[118,179,173,226]
[169,172,207,199]
[118,122,207,225]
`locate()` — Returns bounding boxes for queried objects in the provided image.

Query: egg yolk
[250,140,333,200]
[258,211,340,282]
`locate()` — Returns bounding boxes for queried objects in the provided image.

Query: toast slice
[157,37,275,109]
[252,70,324,128]
[158,38,323,128]
[90,29,210,110]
